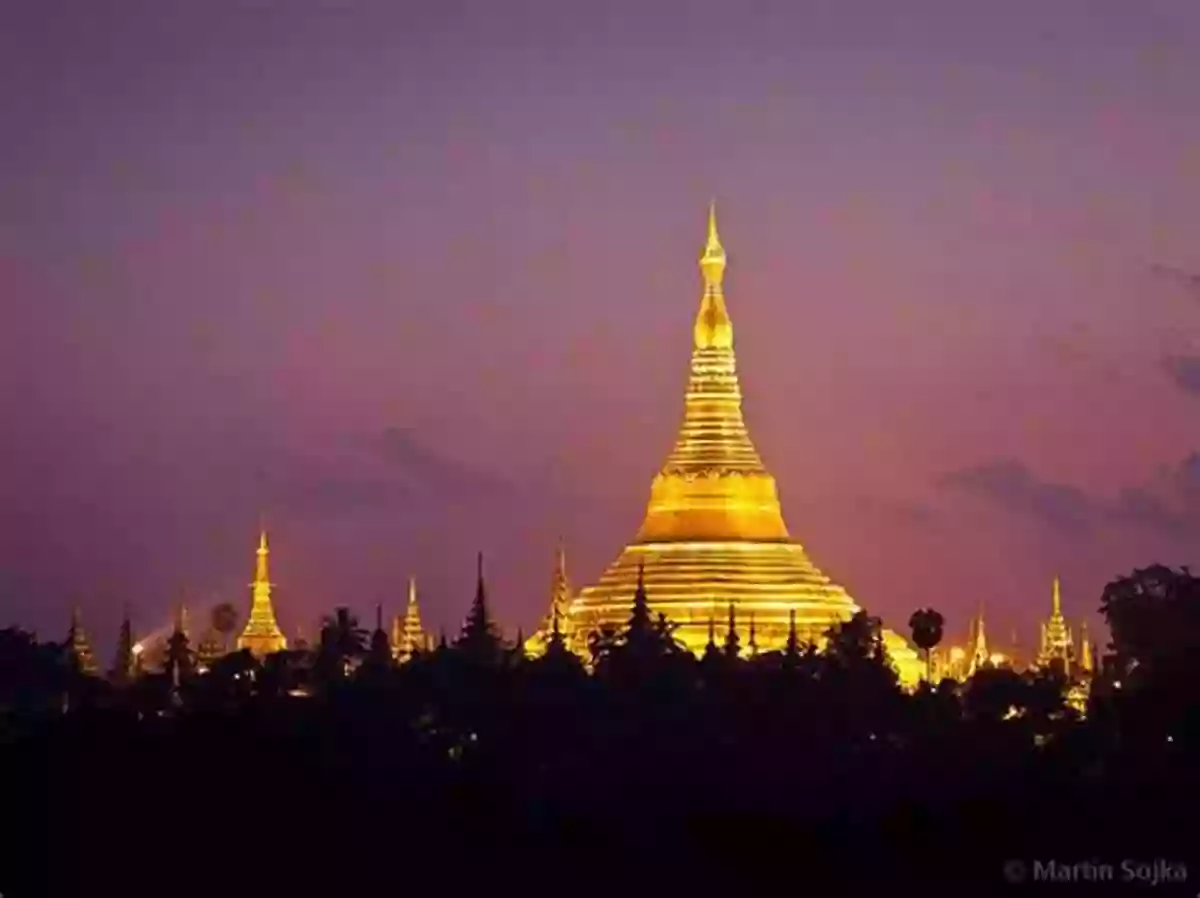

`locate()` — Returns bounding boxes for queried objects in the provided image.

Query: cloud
[375,427,513,496]
[1149,264,1200,297]
[851,495,944,528]
[261,461,414,517]
[938,454,1200,538]
[1163,356,1200,397]
[1106,487,1187,536]
[250,428,517,519]
[937,459,1094,533]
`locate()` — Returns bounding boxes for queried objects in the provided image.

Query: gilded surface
[236,531,288,658]
[553,205,921,686]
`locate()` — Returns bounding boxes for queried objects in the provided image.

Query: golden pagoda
[554,203,921,686]
[1037,576,1074,674]
[524,543,572,657]
[1078,620,1094,676]
[966,605,990,677]
[236,531,288,658]
[392,576,428,661]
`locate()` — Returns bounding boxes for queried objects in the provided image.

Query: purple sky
[3,0,1200,654]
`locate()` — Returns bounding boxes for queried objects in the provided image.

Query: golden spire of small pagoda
[523,541,578,658]
[236,529,288,658]
[1038,575,1073,674]
[393,576,427,661]
[1079,619,1094,676]
[968,604,989,676]
[545,540,571,633]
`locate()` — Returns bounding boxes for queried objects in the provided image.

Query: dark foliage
[2,566,1199,894]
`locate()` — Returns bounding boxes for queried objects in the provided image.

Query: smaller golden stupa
[391,576,429,661]
[236,530,288,658]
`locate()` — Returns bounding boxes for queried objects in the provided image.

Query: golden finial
[695,200,733,350]
[1051,575,1062,617]
[699,199,727,289]
[255,529,270,585]
[407,575,418,608]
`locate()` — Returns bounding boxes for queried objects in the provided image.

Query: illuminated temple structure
[391,576,430,661]
[236,531,288,658]
[1037,576,1089,675]
[537,204,921,686]
[525,543,572,658]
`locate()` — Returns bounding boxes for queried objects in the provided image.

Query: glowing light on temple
[534,203,921,686]
[967,605,990,677]
[525,543,572,657]
[1037,576,1075,674]
[236,530,288,658]
[392,576,429,661]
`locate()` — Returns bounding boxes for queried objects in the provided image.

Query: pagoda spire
[1038,575,1073,674]
[748,610,758,656]
[458,552,502,660]
[1079,620,1094,676]
[547,540,571,633]
[566,204,924,688]
[367,602,391,667]
[968,604,989,676]
[394,576,427,662]
[694,199,733,351]
[626,560,654,642]
[723,602,740,658]
[236,528,288,658]
[524,541,577,658]
[642,201,777,533]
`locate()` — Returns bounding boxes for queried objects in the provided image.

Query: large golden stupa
[554,204,920,685]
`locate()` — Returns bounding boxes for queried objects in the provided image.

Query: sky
[2,0,1200,655]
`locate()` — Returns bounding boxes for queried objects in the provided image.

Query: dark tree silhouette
[162,621,194,705]
[908,607,945,684]
[365,604,392,670]
[9,558,1200,895]
[456,553,504,664]
[1101,564,1200,677]
[211,602,240,653]
[316,607,368,684]
[108,609,135,686]
[826,610,885,667]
